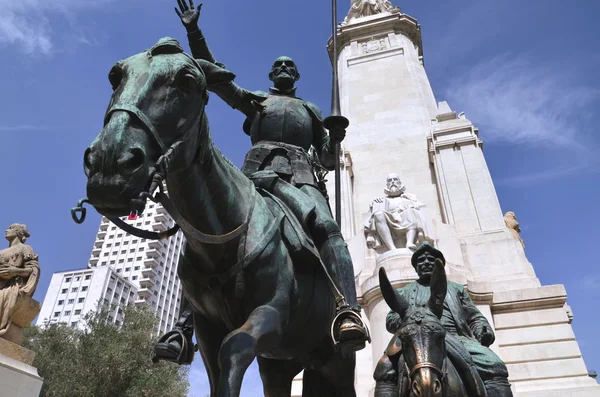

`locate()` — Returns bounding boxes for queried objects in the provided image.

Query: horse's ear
[195,59,236,87]
[427,258,447,319]
[379,267,409,318]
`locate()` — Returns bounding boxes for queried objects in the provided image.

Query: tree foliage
[24,304,189,397]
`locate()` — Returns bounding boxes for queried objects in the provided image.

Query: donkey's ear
[195,59,236,87]
[379,267,409,319]
[427,258,447,319]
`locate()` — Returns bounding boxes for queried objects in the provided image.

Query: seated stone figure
[374,242,513,397]
[0,224,40,341]
[364,173,431,252]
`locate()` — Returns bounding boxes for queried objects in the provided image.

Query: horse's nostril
[412,380,421,396]
[119,147,146,173]
[84,147,94,176]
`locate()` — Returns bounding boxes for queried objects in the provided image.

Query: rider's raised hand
[175,0,201,32]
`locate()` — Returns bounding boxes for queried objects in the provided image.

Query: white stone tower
[317,2,599,396]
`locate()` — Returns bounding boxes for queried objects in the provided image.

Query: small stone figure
[374,242,513,397]
[344,0,400,23]
[364,173,431,252]
[0,224,40,339]
[504,211,524,249]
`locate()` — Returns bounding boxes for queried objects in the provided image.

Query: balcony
[154,213,168,224]
[141,267,157,278]
[148,240,162,250]
[151,222,166,232]
[91,247,101,256]
[146,248,160,258]
[137,288,152,298]
[89,257,99,265]
[139,278,155,288]
[94,239,104,248]
[156,206,167,215]
[100,223,108,231]
[97,230,107,239]
[134,298,148,307]
[143,257,159,268]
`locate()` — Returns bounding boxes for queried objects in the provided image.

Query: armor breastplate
[249,95,313,151]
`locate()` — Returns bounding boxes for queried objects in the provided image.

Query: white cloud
[443,53,600,184]
[0,0,114,55]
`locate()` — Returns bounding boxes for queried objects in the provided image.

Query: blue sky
[1,0,598,395]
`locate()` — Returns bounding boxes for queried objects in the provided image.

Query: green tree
[24,304,189,397]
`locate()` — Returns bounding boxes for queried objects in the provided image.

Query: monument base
[0,337,43,397]
[0,353,42,397]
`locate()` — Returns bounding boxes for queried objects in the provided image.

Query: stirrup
[331,308,371,353]
[152,328,196,365]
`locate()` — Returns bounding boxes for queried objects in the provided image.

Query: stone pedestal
[0,339,42,397]
[0,296,43,397]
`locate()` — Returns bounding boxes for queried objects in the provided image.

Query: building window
[134,266,140,270]
[132,276,138,280]
[117,269,122,273]
[101,261,107,265]
[125,267,131,272]
[58,300,64,305]
[110,260,115,265]
[121,250,126,254]
[130,249,135,253]
[107,243,112,247]
[138,248,143,252]
[75,309,81,315]
[82,286,88,292]
[75,276,81,281]
[78,298,85,303]
[115,242,120,246]
[117,282,123,288]
[103,252,109,257]
[71,287,78,293]
[117,233,123,237]
[85,275,91,280]
[61,288,67,294]
[68,299,74,304]
[54,312,60,317]
[107,287,113,294]
[71,321,78,327]
[127,258,133,262]
[65,277,72,282]
[64,310,71,316]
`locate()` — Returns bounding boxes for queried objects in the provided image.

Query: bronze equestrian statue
[151,0,369,366]
[78,24,366,397]
[377,242,513,397]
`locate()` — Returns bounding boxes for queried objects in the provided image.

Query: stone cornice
[326,11,423,63]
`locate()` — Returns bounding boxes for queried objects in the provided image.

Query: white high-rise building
[36,266,137,329]
[88,201,185,335]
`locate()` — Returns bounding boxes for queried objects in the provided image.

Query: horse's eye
[108,67,123,91]
[179,73,197,94]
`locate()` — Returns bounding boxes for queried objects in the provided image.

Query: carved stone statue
[364,173,431,252]
[0,224,40,342]
[374,242,513,397]
[344,0,400,23]
[504,211,524,249]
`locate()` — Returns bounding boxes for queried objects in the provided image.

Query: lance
[323,0,348,228]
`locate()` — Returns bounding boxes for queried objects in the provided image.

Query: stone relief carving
[344,0,400,24]
[364,173,433,253]
[0,223,41,345]
[504,211,525,249]
[361,37,388,54]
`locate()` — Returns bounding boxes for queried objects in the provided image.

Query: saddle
[248,170,322,266]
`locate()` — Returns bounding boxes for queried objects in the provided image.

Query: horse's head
[379,261,448,397]
[83,37,233,217]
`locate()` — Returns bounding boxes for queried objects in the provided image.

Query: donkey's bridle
[100,52,252,245]
[405,360,446,382]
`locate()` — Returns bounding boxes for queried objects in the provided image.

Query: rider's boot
[152,304,196,365]
[320,231,370,352]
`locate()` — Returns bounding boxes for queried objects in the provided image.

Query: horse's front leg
[216,254,292,397]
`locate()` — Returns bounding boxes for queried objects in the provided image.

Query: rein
[72,52,251,246]
[405,360,446,383]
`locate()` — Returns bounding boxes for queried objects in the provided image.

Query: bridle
[405,360,446,382]
[72,52,252,245]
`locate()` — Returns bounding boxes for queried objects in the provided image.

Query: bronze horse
[379,263,473,397]
[80,38,356,397]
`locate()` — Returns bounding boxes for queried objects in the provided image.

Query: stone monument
[292,1,600,396]
[0,224,43,397]
[504,211,525,249]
